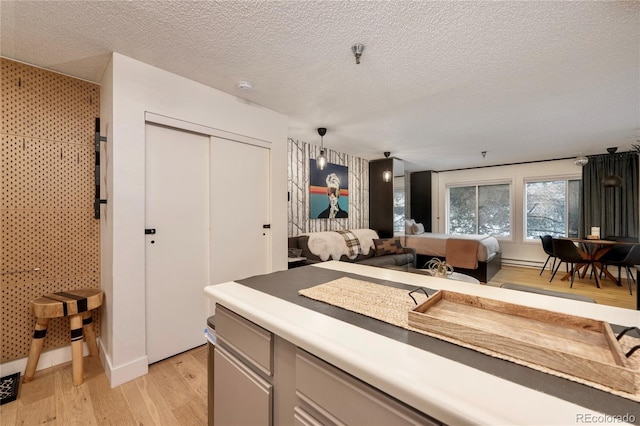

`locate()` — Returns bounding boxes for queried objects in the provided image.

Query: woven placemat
[299,277,640,402]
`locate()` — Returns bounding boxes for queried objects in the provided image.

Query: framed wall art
[309,160,349,219]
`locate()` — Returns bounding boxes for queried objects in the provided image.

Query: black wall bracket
[94,117,108,219]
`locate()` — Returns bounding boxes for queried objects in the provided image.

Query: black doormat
[0,372,20,405]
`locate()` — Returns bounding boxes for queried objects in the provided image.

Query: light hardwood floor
[0,345,208,426]
[1,265,635,426]
[488,264,637,310]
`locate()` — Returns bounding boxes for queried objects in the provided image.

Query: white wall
[434,159,581,267]
[99,53,288,387]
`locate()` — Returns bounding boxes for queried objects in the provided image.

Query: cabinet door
[214,345,273,426]
[296,350,441,426]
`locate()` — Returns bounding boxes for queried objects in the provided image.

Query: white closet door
[145,123,209,364]
[210,137,271,285]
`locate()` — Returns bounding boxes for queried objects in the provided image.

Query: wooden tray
[408,290,638,393]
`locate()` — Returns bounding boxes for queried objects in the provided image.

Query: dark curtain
[580,152,639,239]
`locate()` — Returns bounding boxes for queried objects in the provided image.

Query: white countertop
[204,261,640,426]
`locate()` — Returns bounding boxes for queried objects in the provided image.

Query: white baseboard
[501,258,544,269]
[0,339,149,389]
[0,341,92,378]
[99,339,148,388]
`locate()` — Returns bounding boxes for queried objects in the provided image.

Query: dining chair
[599,244,639,295]
[598,236,638,283]
[538,235,557,276]
[551,238,594,287]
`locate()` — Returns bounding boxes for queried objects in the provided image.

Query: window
[448,183,511,237]
[525,179,580,239]
[393,188,405,233]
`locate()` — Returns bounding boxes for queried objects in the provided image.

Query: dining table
[559,237,635,289]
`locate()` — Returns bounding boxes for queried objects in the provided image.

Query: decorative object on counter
[423,257,453,278]
[299,277,640,402]
[409,290,639,395]
[408,287,430,305]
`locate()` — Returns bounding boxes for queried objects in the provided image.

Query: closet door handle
[145,229,156,235]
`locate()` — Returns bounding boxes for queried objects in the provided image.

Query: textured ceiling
[1,1,638,171]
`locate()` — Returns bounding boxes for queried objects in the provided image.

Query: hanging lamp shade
[316,128,327,170]
[574,153,588,167]
[603,175,623,187]
[602,147,623,187]
[382,152,392,182]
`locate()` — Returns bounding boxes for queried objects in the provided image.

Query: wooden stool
[23,289,104,386]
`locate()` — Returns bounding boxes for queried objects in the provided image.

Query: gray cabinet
[295,350,441,426]
[214,305,274,426]
[212,305,442,426]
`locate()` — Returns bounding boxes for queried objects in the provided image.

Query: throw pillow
[373,238,404,256]
[411,223,425,235]
[404,219,416,235]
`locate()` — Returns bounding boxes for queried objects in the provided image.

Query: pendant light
[382,152,392,182]
[574,153,588,167]
[602,147,623,188]
[316,128,327,170]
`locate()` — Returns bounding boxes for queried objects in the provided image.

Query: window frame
[522,175,582,243]
[445,180,513,240]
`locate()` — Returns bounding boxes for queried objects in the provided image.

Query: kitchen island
[204,261,639,425]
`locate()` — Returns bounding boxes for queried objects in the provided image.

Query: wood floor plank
[0,393,18,425]
[86,373,137,425]
[18,364,57,406]
[146,356,195,411]
[173,348,208,402]
[488,265,637,310]
[54,362,98,426]
[172,398,208,426]
[14,395,57,425]
[121,375,180,426]
[188,344,208,366]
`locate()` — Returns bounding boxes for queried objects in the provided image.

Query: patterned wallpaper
[288,138,369,236]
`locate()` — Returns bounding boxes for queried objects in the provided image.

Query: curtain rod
[436,150,637,173]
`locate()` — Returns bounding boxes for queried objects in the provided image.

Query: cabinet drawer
[214,345,273,426]
[216,304,273,376]
[296,350,441,426]
[293,406,329,426]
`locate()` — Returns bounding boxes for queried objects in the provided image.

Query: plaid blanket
[336,230,362,258]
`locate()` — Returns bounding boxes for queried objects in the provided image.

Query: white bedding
[402,232,500,262]
[303,229,379,261]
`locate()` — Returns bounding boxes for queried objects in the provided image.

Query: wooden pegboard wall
[1,58,101,362]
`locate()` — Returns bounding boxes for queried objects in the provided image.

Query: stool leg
[23,317,50,383]
[69,314,84,386]
[81,311,98,357]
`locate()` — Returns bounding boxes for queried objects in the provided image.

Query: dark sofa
[288,234,416,268]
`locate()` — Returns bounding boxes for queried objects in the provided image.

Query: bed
[402,232,502,283]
